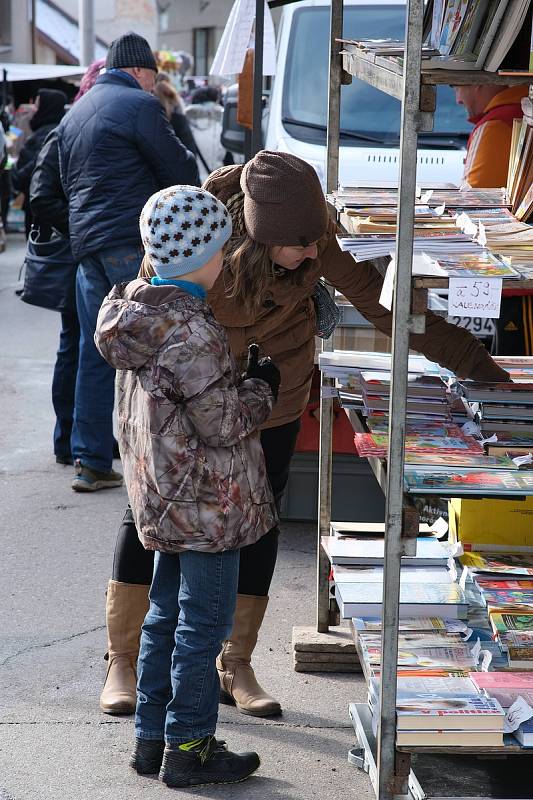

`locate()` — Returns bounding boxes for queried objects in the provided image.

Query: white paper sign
[461,420,481,436]
[448,277,503,319]
[480,649,493,672]
[430,516,448,538]
[514,453,533,467]
[379,257,395,310]
[504,696,533,734]
[210,0,276,76]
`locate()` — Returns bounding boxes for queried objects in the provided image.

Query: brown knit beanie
[240,150,328,246]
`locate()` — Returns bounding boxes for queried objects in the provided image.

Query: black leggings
[112,418,301,596]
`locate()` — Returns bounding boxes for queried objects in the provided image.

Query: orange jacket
[463,85,529,188]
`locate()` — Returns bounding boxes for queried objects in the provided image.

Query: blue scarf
[106,69,141,89]
[150,276,206,300]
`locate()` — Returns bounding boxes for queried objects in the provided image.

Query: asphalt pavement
[0,234,371,800]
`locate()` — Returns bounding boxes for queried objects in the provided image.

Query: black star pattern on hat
[161,233,170,242]
[192,237,201,246]
[169,249,180,257]
[153,218,161,227]
[210,222,219,231]
[196,193,204,199]
[182,221,191,230]
[201,207,209,216]
[183,204,192,212]
[220,219,227,228]
[185,195,194,202]
[164,216,173,225]
[194,219,204,227]
[174,232,183,241]
[161,257,169,264]
[153,242,162,249]
[170,205,179,213]
[203,234,212,243]
[183,248,193,257]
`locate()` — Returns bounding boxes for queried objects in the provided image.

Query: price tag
[448,277,502,319]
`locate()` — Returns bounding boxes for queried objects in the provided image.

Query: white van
[264,0,471,187]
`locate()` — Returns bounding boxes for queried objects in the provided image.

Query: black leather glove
[244,343,281,401]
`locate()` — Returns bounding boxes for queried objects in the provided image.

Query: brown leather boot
[99,580,150,715]
[216,594,281,717]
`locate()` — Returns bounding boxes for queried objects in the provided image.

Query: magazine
[404,468,533,496]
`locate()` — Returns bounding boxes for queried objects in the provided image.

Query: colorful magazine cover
[463,553,533,577]
[405,469,533,496]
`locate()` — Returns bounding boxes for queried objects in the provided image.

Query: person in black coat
[153,72,199,158]
[29,130,79,465]
[11,89,67,237]
[55,32,199,492]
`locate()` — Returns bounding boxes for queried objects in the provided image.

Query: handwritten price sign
[448,277,502,319]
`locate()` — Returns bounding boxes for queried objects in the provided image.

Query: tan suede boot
[216,594,282,717]
[99,580,150,715]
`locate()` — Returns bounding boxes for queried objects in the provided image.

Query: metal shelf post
[317,0,344,633]
[376,1,427,797]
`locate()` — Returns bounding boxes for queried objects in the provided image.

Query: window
[193,27,215,76]
[283,6,471,146]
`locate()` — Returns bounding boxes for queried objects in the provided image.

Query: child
[95,185,280,788]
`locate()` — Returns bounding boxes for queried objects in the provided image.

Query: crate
[280,451,385,522]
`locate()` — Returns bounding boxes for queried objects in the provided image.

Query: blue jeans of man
[71,244,143,472]
[136,549,239,744]
[52,310,80,459]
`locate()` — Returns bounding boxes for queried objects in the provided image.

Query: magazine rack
[317,3,533,799]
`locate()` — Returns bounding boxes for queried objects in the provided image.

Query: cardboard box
[448,497,533,551]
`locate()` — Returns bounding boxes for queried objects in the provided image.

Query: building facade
[0,0,157,65]
[157,1,280,77]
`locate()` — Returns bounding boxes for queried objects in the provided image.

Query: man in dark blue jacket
[57,32,199,492]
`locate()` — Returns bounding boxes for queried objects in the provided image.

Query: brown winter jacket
[95,279,278,554]
[198,165,510,428]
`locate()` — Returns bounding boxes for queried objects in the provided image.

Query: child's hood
[95,278,204,370]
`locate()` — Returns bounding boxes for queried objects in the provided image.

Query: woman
[11,89,67,237]
[100,150,510,718]
[153,72,198,158]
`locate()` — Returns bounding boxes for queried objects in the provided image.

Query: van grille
[367,154,446,165]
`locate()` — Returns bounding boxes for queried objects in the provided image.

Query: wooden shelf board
[342,46,533,105]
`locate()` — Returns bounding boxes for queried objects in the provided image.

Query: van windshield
[282,5,471,146]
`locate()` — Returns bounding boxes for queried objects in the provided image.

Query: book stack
[325,534,471,621]
[471,672,533,745]
[342,0,532,73]
[458,379,533,443]
[507,118,533,221]
[359,371,452,419]
[368,675,505,747]
[462,552,533,668]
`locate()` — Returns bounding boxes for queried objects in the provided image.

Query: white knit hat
[140,185,232,279]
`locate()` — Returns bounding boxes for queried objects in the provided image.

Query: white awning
[0,64,87,82]
[36,0,108,65]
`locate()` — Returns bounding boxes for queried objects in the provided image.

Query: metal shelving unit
[317,3,533,800]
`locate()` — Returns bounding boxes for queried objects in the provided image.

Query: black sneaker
[159,735,260,788]
[130,738,165,775]
[71,460,123,492]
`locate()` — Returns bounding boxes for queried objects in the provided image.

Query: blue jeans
[71,244,143,472]
[136,549,240,744]
[52,311,80,458]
